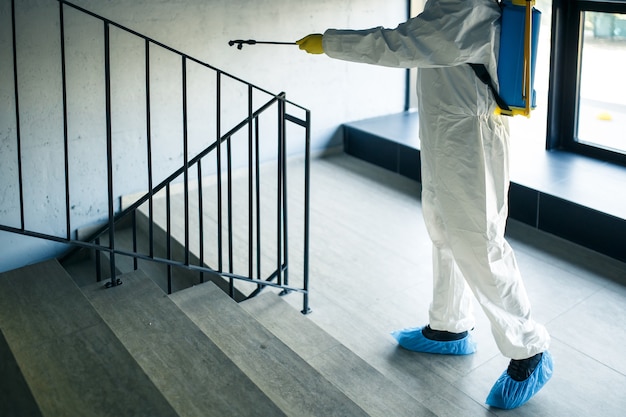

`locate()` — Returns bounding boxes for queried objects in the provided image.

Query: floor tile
[457,340,626,417]
[548,286,626,376]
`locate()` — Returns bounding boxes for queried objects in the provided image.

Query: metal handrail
[1,0,311,313]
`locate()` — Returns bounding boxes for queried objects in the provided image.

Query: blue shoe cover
[486,350,554,409]
[391,326,477,355]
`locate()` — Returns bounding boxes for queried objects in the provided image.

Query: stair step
[135,177,287,299]
[82,269,284,417]
[132,205,249,299]
[170,282,369,417]
[65,214,244,299]
[0,329,43,417]
[0,259,178,417]
[241,292,436,417]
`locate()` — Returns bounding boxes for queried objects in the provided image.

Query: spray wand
[229,39,297,50]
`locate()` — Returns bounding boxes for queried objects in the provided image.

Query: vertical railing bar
[302,110,311,314]
[198,161,204,284]
[11,0,25,230]
[255,116,261,291]
[276,99,284,286]
[227,135,234,298]
[95,237,102,282]
[132,210,138,270]
[248,85,254,284]
[281,95,289,287]
[166,183,172,294]
[59,1,71,241]
[216,72,223,273]
[145,39,154,259]
[182,56,190,266]
[104,21,117,287]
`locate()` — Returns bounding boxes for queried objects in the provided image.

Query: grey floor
[272,152,626,417]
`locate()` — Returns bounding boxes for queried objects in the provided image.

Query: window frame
[547,0,626,165]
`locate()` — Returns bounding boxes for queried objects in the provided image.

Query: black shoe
[507,352,543,382]
[422,325,468,341]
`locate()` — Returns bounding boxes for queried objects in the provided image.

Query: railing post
[104,21,120,289]
[198,162,205,284]
[59,1,71,241]
[216,72,223,274]
[132,210,138,270]
[248,85,254,287]
[95,237,102,282]
[145,39,155,259]
[276,92,291,292]
[166,183,172,294]
[182,56,190,267]
[254,116,262,292]
[276,96,284,288]
[281,94,289,289]
[302,109,312,314]
[11,0,25,231]
[227,135,234,298]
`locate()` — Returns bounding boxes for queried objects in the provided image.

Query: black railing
[1,0,311,313]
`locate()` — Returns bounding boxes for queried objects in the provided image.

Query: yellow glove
[296,34,324,54]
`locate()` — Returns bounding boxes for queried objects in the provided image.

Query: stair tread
[0,259,178,417]
[82,269,285,417]
[0,329,43,417]
[78,216,243,298]
[170,281,369,417]
[242,292,436,417]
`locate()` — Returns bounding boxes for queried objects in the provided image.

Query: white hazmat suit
[321,0,550,360]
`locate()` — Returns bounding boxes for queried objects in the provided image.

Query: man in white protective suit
[297,0,553,410]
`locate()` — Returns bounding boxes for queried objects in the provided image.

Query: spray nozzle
[228,39,296,50]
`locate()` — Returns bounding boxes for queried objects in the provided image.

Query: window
[548,0,626,165]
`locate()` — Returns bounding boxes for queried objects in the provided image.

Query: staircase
[1,3,444,415]
[0,255,429,417]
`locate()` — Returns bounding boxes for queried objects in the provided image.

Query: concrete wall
[0,0,408,272]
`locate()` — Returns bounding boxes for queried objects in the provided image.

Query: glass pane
[577,11,626,154]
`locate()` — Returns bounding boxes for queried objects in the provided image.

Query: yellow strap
[495,106,532,117]
[508,0,534,117]
[512,0,535,6]
[523,0,532,116]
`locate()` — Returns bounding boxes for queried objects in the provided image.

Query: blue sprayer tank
[497,0,541,115]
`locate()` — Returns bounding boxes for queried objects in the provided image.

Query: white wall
[0,0,408,272]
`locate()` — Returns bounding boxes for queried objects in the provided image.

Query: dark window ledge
[343,112,626,263]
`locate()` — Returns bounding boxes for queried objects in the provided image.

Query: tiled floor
[277,153,626,416]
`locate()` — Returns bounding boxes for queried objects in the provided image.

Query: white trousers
[420,114,550,360]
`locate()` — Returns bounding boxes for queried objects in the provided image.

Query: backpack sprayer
[473,0,541,117]
[498,0,542,117]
